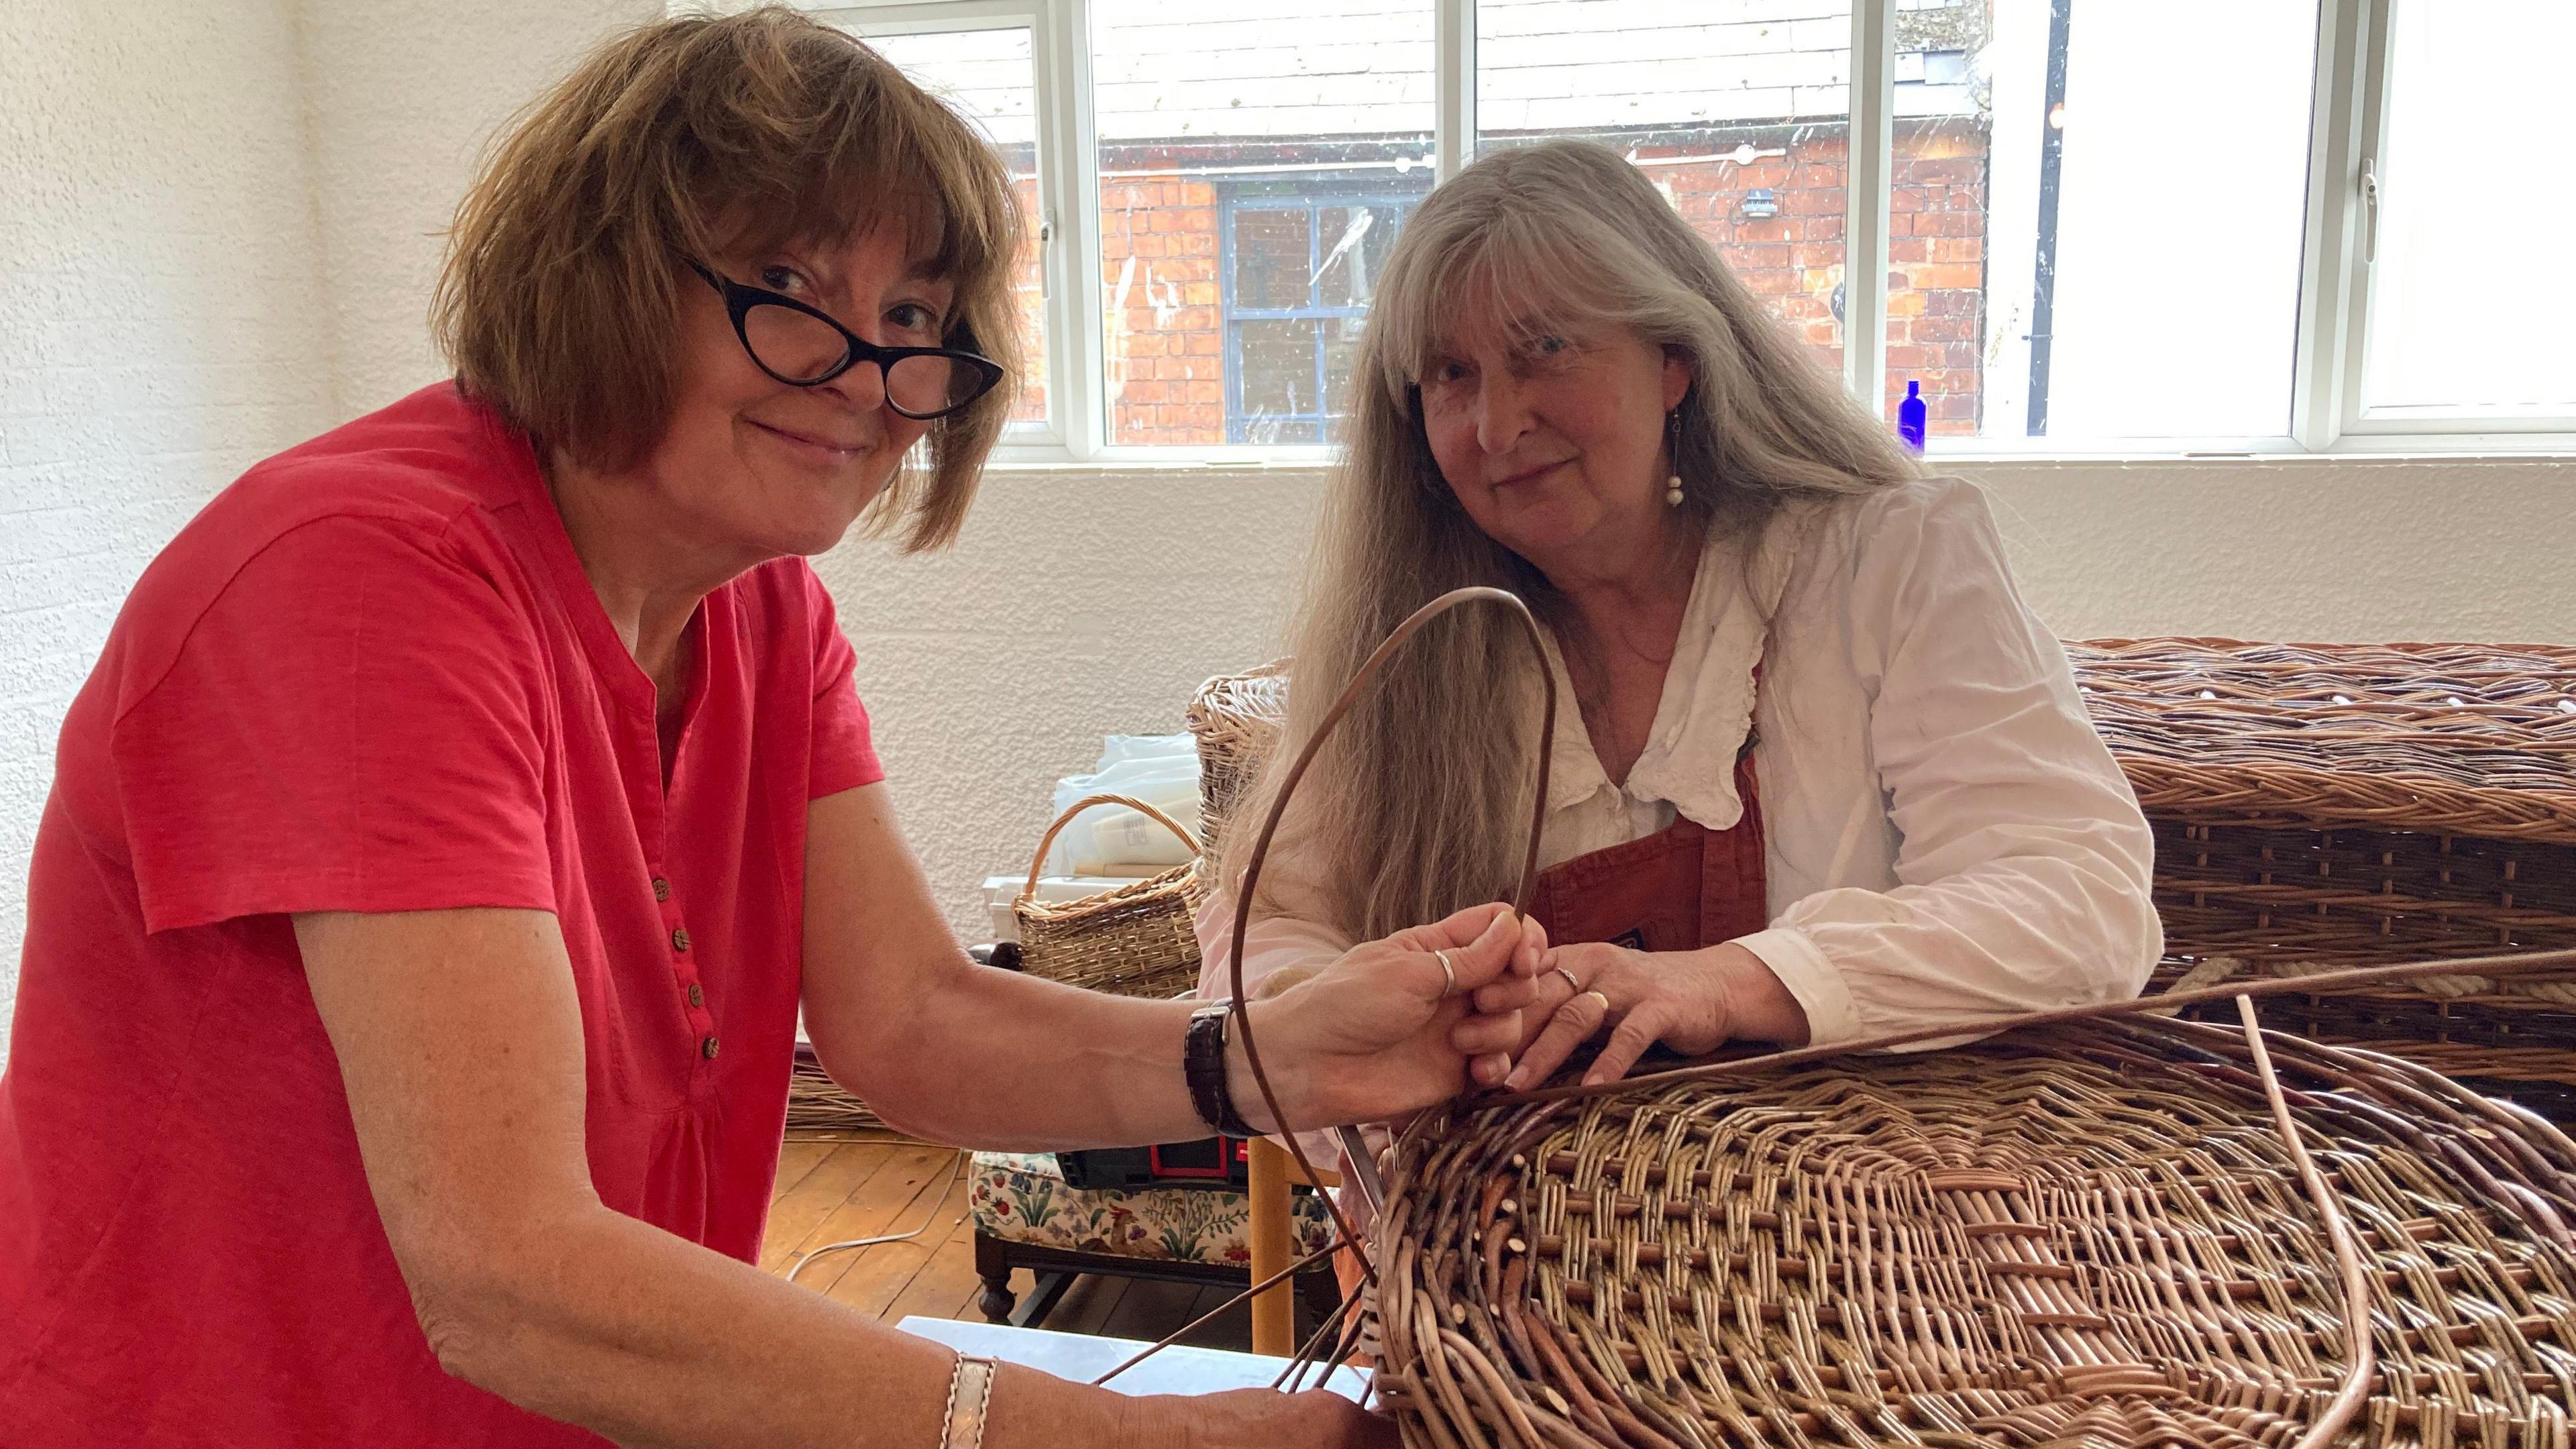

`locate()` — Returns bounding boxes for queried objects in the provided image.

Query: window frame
[1218,189,1424,445]
[789,0,2576,462]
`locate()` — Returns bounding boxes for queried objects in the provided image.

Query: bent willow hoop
[1163,599,2576,1449]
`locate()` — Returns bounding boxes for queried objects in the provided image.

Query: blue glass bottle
[1897,379,1927,453]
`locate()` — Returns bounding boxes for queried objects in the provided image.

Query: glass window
[1477,0,1855,385]
[1904,0,2319,441]
[2363,1,2576,417]
[1221,195,1416,442]
[1092,1,1436,445]
[853,26,1051,427]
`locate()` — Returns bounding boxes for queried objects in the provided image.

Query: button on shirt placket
[657,875,718,1069]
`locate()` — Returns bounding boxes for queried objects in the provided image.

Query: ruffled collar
[1536,525,1776,830]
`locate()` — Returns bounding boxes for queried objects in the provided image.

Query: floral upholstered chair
[967,1147,1338,1326]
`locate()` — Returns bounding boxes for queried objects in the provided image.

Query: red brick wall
[1007,174,1047,424]
[1650,121,1990,437]
[1886,121,1989,435]
[1100,176,1226,444]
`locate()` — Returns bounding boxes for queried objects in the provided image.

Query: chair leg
[973,1232,1018,1324]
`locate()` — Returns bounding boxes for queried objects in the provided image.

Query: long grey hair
[1217,139,1921,942]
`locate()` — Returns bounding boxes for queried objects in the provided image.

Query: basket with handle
[1012,793,1207,999]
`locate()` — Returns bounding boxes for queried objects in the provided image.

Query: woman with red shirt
[0,11,1538,1446]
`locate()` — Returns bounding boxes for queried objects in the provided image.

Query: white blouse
[1195,474,2163,1055]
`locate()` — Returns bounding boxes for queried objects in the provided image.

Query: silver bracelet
[941,1352,998,1449]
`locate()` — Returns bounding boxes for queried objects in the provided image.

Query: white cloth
[1195,474,2162,1053]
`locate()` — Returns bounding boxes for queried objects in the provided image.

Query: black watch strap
[1185,1000,1260,1139]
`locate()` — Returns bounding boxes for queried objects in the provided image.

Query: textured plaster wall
[0,1,338,1060]
[812,471,1320,940]
[299,0,663,416]
[822,456,2576,939]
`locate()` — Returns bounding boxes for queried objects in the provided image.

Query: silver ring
[1551,965,1581,996]
[1434,949,1457,998]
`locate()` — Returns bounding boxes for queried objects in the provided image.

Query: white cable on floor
[784,1150,970,1285]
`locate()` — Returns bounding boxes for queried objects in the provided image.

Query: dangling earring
[1664,409,1686,507]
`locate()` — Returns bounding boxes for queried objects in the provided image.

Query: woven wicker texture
[1014,794,1206,999]
[2076,640,2576,980]
[1373,1015,2576,1449]
[785,1051,885,1133]
[2068,639,2576,843]
[1185,660,1292,851]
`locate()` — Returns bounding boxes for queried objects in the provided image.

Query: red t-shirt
[0,383,885,1444]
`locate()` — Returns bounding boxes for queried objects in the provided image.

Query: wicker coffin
[2072,639,2576,1089]
[1372,1014,2576,1449]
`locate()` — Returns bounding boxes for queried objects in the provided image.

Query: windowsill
[975,442,2576,475]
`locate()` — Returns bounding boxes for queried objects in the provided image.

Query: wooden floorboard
[820,1154,974,1319]
[794,1145,960,1300]
[1042,1273,1132,1336]
[758,1141,900,1274]
[762,1135,1275,1352]
[769,1140,836,1201]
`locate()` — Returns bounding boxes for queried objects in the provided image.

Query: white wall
[0,1,341,1057]
[822,455,2576,941]
[300,0,665,416]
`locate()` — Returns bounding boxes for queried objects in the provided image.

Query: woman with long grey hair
[1199,139,2159,1200]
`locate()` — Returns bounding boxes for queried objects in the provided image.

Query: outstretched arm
[797,782,1541,1150]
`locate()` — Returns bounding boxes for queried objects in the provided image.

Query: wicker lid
[2070,638,2576,844]
[1375,1014,2576,1449]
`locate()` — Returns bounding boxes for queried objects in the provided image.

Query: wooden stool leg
[973,1232,1017,1324]
[1246,1136,1294,1356]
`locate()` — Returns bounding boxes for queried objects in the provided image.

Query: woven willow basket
[1012,793,1206,999]
[2072,639,2576,1089]
[1369,1014,2576,1449]
[1186,660,1293,851]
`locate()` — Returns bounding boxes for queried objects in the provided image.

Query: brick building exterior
[1082,118,1990,446]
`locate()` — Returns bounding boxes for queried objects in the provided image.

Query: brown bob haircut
[434,6,1023,552]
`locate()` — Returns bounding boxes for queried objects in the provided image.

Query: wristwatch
[1184,999,1261,1139]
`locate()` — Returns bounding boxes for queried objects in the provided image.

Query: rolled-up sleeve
[1742,479,2161,1047]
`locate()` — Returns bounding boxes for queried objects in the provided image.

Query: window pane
[2364,1,2576,415]
[1478,0,1854,385]
[1095,1,1435,445]
[1232,209,1313,311]
[1316,203,1404,309]
[1237,317,1325,442]
[1911,1,2317,441]
[859,27,1049,427]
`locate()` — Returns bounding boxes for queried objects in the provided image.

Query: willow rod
[1492,943,2576,1109]
[1226,586,1561,1287]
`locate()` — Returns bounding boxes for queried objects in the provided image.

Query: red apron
[1526,745,1770,952]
